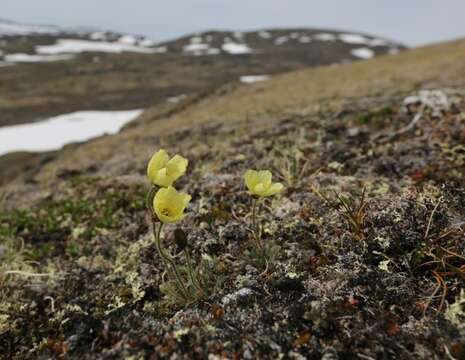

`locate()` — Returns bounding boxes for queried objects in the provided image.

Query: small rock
[271,277,305,292]
[66,335,79,351]
[221,287,254,306]
[347,127,360,137]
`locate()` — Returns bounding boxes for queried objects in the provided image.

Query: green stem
[146,185,157,217]
[153,222,189,299]
[184,249,205,296]
[147,187,190,299]
[251,197,263,249]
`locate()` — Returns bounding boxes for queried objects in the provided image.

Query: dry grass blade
[333,187,368,241]
[420,220,465,315]
[424,196,442,245]
[273,147,310,188]
[431,270,447,314]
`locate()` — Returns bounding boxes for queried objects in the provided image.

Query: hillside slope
[0,39,464,358]
[0,20,403,127]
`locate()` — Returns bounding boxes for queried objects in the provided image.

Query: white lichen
[222,287,253,306]
[445,290,465,330]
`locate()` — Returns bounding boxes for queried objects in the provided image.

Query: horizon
[2,1,465,47]
[0,18,408,46]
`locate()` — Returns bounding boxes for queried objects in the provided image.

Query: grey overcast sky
[2,0,465,46]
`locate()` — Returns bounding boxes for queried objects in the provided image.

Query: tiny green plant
[243,169,284,270]
[273,147,310,188]
[146,149,218,306]
[313,186,368,242]
[333,187,368,241]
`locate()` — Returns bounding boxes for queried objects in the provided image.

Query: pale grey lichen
[445,290,465,330]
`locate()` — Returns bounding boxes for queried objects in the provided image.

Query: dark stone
[271,277,305,292]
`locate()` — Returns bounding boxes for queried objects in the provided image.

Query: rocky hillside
[0,19,403,128]
[0,37,464,358]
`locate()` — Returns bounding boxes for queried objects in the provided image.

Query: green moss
[68,175,103,187]
[357,106,394,125]
[28,243,55,259]
[65,240,82,259]
[0,186,146,263]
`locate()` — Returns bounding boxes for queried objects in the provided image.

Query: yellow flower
[153,186,191,223]
[244,170,284,197]
[147,149,188,187]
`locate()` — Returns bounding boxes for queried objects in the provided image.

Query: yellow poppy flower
[153,186,191,223]
[147,149,188,187]
[244,169,284,197]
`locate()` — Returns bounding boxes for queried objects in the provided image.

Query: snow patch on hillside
[290,32,300,39]
[118,35,138,45]
[222,42,251,55]
[258,30,271,39]
[36,39,155,54]
[299,36,312,43]
[351,47,375,59]
[139,38,155,47]
[369,38,390,47]
[183,42,219,55]
[240,75,270,83]
[4,53,74,63]
[0,109,144,156]
[339,33,368,44]
[89,32,107,41]
[274,36,288,45]
[339,33,391,47]
[184,43,209,52]
[314,33,337,41]
[167,94,188,103]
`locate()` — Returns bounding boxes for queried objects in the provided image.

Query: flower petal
[152,168,173,187]
[263,182,284,196]
[244,170,259,192]
[153,186,190,223]
[253,183,267,196]
[181,193,192,207]
[166,154,188,180]
[147,149,169,183]
[256,170,272,186]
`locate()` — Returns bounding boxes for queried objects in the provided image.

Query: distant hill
[0,18,62,36]
[0,19,405,127]
[0,19,403,57]
[161,28,402,58]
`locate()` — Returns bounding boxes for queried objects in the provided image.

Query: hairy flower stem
[152,221,189,299]
[184,249,205,296]
[251,197,263,250]
[146,185,157,216]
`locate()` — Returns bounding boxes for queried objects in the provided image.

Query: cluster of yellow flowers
[147,149,190,223]
[147,149,284,224]
[146,148,284,304]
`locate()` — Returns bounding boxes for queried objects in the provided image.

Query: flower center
[161,207,173,217]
